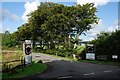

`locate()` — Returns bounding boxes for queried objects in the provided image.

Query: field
[1,50,23,72]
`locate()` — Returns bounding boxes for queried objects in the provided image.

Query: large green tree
[13,2,98,49]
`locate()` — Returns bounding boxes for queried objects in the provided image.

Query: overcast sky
[0,0,120,41]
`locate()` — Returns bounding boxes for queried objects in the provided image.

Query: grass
[2,62,47,78]
[2,51,23,62]
[0,53,2,61]
[1,51,23,71]
[79,60,120,66]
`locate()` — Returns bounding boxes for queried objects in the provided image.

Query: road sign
[25,40,31,44]
[96,55,107,60]
[86,44,95,60]
[25,44,31,55]
[24,55,32,65]
[112,55,118,59]
[86,44,94,53]
[86,53,95,60]
[23,40,32,65]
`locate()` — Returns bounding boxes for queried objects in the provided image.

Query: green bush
[74,45,86,55]
[90,30,120,61]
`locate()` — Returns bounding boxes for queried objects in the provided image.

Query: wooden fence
[1,51,24,72]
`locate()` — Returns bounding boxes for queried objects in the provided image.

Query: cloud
[86,19,105,37]
[77,0,109,7]
[107,25,118,32]
[0,8,20,22]
[22,0,40,23]
[82,19,119,41]
[0,22,9,33]
[115,19,120,30]
[80,19,107,41]
[107,20,119,32]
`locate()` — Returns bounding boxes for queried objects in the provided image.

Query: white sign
[25,55,32,65]
[112,55,118,59]
[87,44,94,46]
[86,53,95,60]
[23,40,32,65]
[25,40,32,44]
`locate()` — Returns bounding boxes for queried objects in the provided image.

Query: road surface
[30,53,120,79]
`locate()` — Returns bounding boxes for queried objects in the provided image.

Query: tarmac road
[31,53,120,79]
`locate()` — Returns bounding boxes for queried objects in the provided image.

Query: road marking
[90,73,95,75]
[58,76,72,79]
[103,70,112,73]
[83,73,90,76]
[83,73,95,76]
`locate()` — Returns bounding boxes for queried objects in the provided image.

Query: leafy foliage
[12,2,98,50]
[2,2,98,59]
[2,31,17,48]
[90,30,120,61]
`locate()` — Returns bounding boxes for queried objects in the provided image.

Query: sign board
[87,44,94,46]
[25,40,32,44]
[25,44,32,55]
[23,40,32,65]
[112,55,118,59]
[86,44,94,53]
[86,53,95,60]
[96,55,107,60]
[24,55,32,65]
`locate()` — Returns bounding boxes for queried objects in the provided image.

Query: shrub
[37,60,43,63]
[74,45,86,60]
[90,30,120,62]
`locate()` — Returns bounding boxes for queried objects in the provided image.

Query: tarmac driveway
[31,53,120,79]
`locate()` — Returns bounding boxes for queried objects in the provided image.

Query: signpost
[86,44,95,60]
[86,53,95,60]
[96,55,108,61]
[23,40,32,66]
[112,55,118,62]
[112,55,118,59]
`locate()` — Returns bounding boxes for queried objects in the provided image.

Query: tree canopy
[90,30,120,57]
[12,2,98,49]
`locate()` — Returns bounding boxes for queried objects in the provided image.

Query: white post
[23,40,32,66]
[73,54,76,60]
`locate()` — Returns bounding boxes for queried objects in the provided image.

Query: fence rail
[1,51,23,72]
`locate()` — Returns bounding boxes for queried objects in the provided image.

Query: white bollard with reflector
[23,40,32,66]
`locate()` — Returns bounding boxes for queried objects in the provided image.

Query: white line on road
[83,73,90,76]
[83,73,95,76]
[58,76,72,79]
[103,70,112,73]
[90,73,95,75]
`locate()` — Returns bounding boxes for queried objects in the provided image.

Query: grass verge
[2,62,47,78]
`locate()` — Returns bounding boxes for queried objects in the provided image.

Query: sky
[0,0,120,41]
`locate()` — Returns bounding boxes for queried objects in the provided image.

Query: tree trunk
[33,40,35,49]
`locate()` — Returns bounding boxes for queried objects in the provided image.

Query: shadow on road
[20,59,120,80]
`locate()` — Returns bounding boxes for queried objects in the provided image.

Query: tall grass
[1,51,23,72]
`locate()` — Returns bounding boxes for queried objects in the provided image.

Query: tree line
[12,2,98,50]
[1,2,119,61]
[90,30,120,61]
[2,2,98,58]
